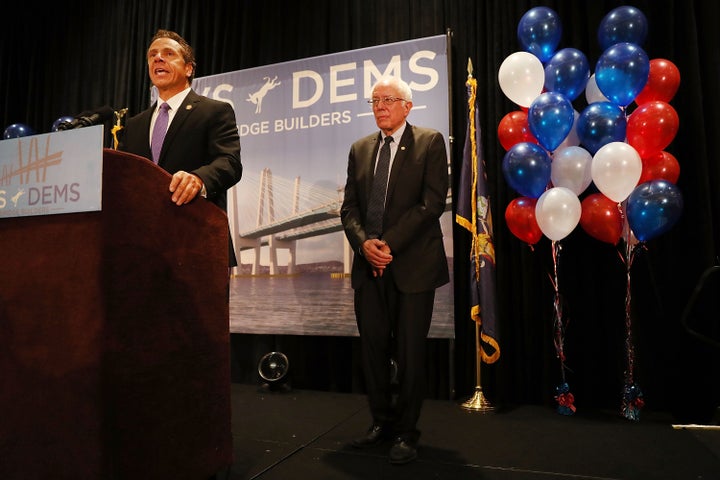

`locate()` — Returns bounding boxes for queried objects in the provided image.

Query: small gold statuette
[111,108,128,149]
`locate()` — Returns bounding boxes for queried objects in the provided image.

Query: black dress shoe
[351,424,385,448]
[389,437,417,464]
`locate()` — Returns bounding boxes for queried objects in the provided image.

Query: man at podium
[118,29,242,266]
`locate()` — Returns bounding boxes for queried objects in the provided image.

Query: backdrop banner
[194,34,454,338]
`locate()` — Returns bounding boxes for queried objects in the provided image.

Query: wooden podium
[0,149,233,479]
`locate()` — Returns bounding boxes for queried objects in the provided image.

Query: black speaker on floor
[258,351,291,392]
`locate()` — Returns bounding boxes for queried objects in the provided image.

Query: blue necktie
[365,136,393,239]
[151,102,170,163]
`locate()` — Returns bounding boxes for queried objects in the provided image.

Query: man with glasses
[341,76,449,465]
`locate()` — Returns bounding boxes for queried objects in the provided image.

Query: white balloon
[551,145,593,195]
[535,187,582,241]
[498,51,545,108]
[591,142,642,203]
[585,73,609,104]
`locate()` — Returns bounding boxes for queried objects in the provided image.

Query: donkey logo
[247,76,282,114]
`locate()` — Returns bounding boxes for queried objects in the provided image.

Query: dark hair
[149,29,197,83]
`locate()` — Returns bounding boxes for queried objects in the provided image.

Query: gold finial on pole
[467,58,474,79]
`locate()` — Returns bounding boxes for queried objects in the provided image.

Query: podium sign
[0,125,103,218]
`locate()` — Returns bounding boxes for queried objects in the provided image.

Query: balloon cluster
[499,5,683,247]
[2,115,78,141]
[2,114,80,141]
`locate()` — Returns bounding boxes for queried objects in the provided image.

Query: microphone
[56,105,115,130]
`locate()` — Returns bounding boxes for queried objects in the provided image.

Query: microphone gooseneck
[56,105,115,130]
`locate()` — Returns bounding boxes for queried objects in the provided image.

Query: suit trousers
[354,265,435,441]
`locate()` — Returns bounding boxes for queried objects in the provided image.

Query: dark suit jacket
[341,123,450,293]
[118,89,243,264]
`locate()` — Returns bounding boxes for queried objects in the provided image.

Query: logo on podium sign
[0,125,103,218]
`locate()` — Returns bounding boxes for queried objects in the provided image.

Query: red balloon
[580,193,624,245]
[626,101,679,158]
[639,150,680,184]
[635,59,681,105]
[498,110,538,151]
[505,197,542,245]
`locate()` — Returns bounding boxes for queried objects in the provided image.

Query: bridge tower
[248,168,297,275]
[267,175,298,274]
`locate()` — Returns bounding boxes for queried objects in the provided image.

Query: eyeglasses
[367,96,406,106]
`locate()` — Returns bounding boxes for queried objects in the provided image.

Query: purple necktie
[151,102,170,163]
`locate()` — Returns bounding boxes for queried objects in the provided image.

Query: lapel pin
[185,105,193,110]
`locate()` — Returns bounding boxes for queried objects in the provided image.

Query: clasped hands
[169,170,204,205]
[362,238,392,277]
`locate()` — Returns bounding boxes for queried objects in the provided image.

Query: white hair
[372,76,413,101]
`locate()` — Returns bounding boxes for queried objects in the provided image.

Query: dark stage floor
[224,383,720,480]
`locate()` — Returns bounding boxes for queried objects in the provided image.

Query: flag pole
[461,320,495,412]
[460,58,495,413]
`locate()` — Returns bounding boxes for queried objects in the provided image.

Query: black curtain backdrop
[4,0,718,422]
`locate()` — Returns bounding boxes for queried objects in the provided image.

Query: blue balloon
[528,92,575,152]
[598,6,648,51]
[595,42,649,107]
[3,123,35,139]
[52,115,74,132]
[517,7,562,63]
[502,142,552,198]
[544,48,590,101]
[576,101,627,154]
[627,180,683,242]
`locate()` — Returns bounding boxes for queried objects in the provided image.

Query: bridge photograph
[225,167,455,339]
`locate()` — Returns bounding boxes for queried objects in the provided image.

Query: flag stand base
[461,386,495,413]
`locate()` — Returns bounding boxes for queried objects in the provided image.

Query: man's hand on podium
[169,171,205,206]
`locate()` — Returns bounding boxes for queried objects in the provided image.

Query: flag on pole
[455,59,500,364]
